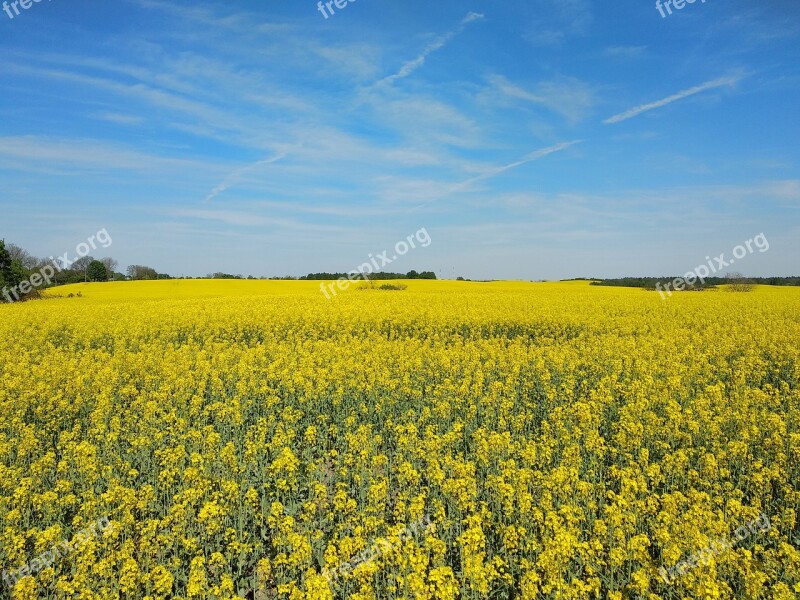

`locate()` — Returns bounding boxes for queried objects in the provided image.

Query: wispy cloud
[2,0,796,279]
[603,45,646,58]
[91,112,145,125]
[204,152,287,202]
[524,0,593,47]
[0,135,206,172]
[493,179,800,226]
[488,74,596,123]
[132,0,289,33]
[603,75,744,124]
[377,12,484,86]
[163,207,354,236]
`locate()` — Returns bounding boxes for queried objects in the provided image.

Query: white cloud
[92,112,145,125]
[314,44,383,81]
[603,46,646,58]
[0,135,210,172]
[524,0,593,46]
[488,74,596,123]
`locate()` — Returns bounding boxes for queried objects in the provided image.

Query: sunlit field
[1,281,799,599]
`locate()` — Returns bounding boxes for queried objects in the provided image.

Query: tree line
[1,239,123,302]
[0,238,438,303]
[297,270,437,281]
[588,276,800,289]
[201,270,438,281]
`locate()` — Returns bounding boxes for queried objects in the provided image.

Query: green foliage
[127,265,159,280]
[378,283,408,291]
[0,239,10,275]
[299,271,437,281]
[0,239,26,301]
[591,276,800,290]
[357,281,409,291]
[405,270,436,280]
[87,260,108,282]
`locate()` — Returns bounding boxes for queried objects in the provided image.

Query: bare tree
[101,257,118,280]
[6,243,39,270]
[726,272,755,292]
[126,265,158,280]
[72,256,94,282]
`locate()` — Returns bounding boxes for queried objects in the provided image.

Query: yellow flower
[187,556,207,598]
[1,280,798,597]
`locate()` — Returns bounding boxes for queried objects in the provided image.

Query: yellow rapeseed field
[1,280,799,599]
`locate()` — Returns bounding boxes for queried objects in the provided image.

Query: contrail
[604,75,742,124]
[205,152,286,202]
[452,140,584,193]
[377,12,484,86]
[409,140,582,213]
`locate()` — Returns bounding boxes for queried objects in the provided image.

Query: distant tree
[1,242,24,281]
[71,256,94,282]
[0,240,27,302]
[0,240,13,281]
[726,272,755,292]
[6,243,39,270]
[101,257,118,280]
[127,265,158,280]
[87,260,108,282]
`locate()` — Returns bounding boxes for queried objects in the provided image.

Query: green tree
[0,239,26,301]
[0,239,12,281]
[87,260,108,282]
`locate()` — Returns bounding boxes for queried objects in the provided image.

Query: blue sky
[1,0,798,279]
